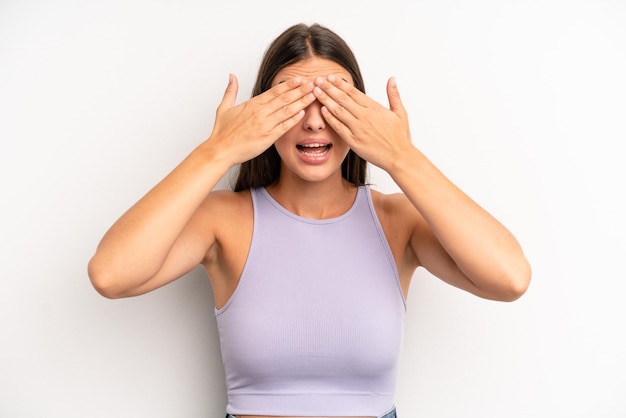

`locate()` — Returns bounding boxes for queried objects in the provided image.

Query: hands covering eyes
[312,75,414,171]
[209,73,413,173]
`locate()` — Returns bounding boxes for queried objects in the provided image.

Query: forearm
[389,147,531,300]
[311,74,530,299]
[88,75,317,297]
[88,141,230,293]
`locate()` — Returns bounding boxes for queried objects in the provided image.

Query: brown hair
[233,23,368,192]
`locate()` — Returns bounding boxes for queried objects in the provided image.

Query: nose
[302,100,325,132]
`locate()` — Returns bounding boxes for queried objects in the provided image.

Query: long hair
[233,23,368,192]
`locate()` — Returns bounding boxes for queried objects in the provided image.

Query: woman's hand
[312,75,413,172]
[207,74,316,165]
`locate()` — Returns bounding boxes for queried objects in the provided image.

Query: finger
[387,77,406,115]
[252,78,314,126]
[217,73,238,112]
[319,74,369,109]
[320,105,354,142]
[259,77,306,104]
[313,83,358,127]
[274,80,315,108]
[274,109,306,136]
[268,89,316,123]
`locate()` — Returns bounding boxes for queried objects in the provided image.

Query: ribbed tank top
[215,186,406,416]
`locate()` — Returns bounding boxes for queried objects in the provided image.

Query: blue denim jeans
[225,406,397,418]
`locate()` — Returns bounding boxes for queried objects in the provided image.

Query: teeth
[296,143,331,157]
[300,143,327,148]
[300,148,329,157]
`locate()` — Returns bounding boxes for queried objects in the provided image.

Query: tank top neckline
[258,186,365,225]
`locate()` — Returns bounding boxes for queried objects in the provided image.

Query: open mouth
[296,143,332,157]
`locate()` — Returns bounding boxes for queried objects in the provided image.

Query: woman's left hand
[313,75,414,171]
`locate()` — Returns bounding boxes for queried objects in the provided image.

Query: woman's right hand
[88,75,315,298]
[206,74,316,165]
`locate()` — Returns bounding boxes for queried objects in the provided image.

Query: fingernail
[314,77,324,86]
[327,74,336,82]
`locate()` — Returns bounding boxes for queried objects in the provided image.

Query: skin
[88,56,531,418]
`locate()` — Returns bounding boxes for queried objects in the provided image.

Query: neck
[267,174,357,220]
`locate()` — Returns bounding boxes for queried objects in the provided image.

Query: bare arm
[314,75,531,301]
[391,151,530,301]
[88,75,315,298]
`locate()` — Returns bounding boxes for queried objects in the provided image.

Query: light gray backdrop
[1,0,624,417]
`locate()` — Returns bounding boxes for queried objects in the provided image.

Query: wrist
[386,145,426,177]
[193,137,237,173]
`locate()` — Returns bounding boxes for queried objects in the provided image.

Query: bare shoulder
[369,188,422,223]
[198,188,253,248]
[188,188,252,246]
[201,188,252,216]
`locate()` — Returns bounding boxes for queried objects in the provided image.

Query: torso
[200,187,418,418]
[201,187,417,312]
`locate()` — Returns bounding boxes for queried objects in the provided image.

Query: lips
[296,143,332,157]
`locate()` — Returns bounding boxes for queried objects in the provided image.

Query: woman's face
[271,56,354,185]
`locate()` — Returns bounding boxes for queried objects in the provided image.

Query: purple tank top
[215,186,406,416]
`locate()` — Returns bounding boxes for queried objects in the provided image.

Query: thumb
[387,77,405,115]
[218,73,239,112]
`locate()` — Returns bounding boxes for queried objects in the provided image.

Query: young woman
[88,23,531,418]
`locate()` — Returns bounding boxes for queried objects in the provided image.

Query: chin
[282,164,341,184]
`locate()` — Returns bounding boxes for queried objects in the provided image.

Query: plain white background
[1,0,624,416]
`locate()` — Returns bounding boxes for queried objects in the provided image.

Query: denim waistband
[225,407,397,418]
